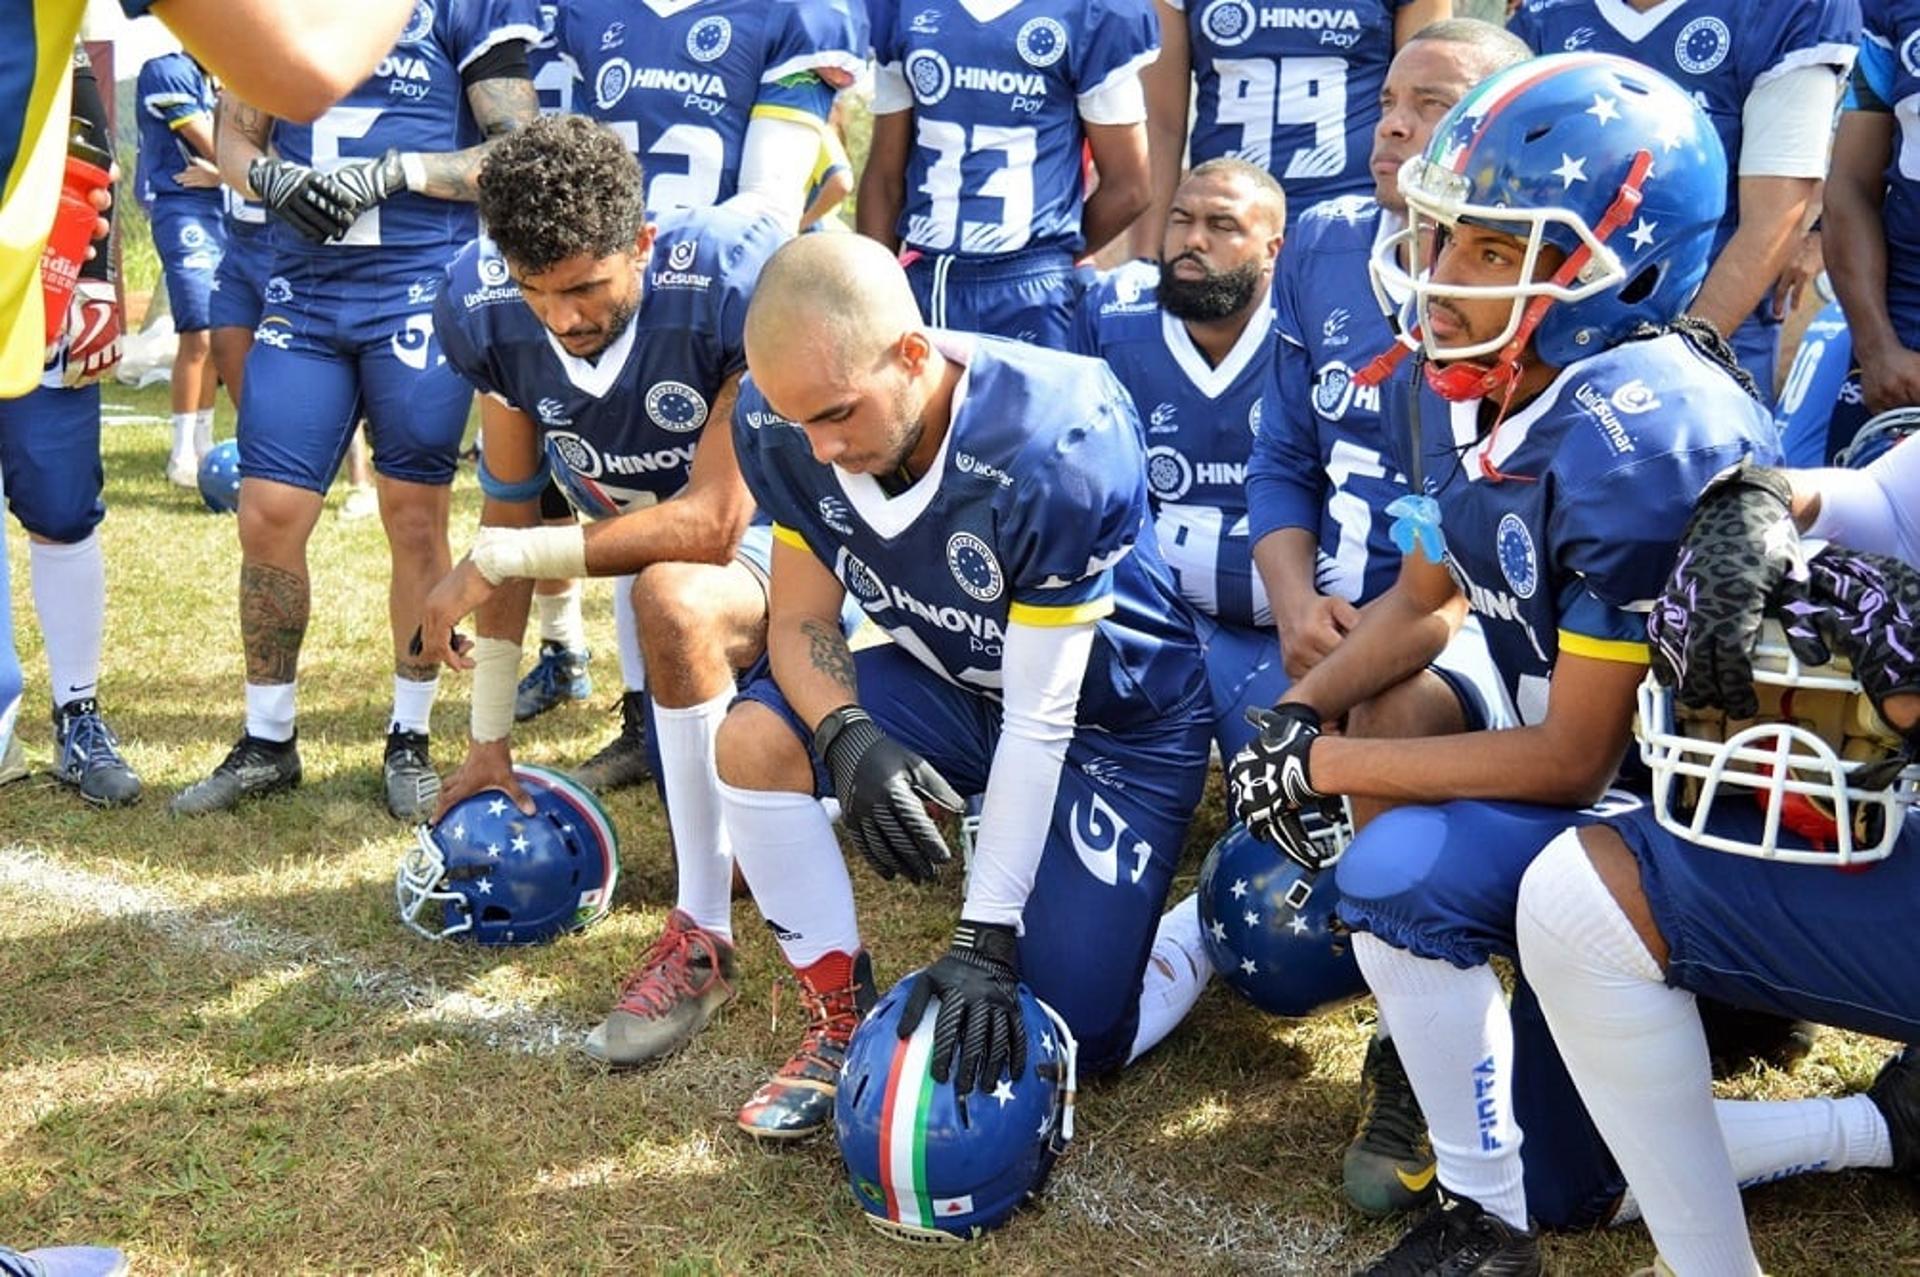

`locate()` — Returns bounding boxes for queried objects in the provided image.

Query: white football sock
[1517,829,1758,1277]
[1128,892,1211,1063]
[717,777,857,968]
[245,681,297,742]
[193,407,215,456]
[30,534,105,706]
[655,689,736,939]
[170,412,195,464]
[613,574,646,693]
[1352,930,1527,1230]
[535,580,587,650]
[390,673,438,735]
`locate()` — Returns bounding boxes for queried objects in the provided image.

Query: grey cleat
[383,728,439,821]
[171,732,302,815]
[53,698,142,806]
[567,690,653,793]
[583,910,737,1068]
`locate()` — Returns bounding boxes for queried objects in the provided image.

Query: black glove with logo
[815,705,964,883]
[1778,546,1920,750]
[248,156,357,243]
[326,148,411,220]
[1228,702,1342,871]
[899,919,1025,1094]
[1647,460,1804,718]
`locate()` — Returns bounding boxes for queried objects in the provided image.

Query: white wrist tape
[469,524,588,585]
[400,151,429,193]
[469,637,522,743]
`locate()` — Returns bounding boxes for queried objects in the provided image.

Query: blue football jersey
[1178,0,1410,228]
[1509,0,1859,260]
[529,2,575,114]
[1072,261,1276,627]
[559,0,867,213]
[1775,298,1859,465]
[1247,194,1409,606]
[435,206,784,516]
[135,53,219,210]
[1384,332,1780,725]
[268,0,541,257]
[733,335,1204,730]
[872,0,1160,256]
[1858,0,1920,337]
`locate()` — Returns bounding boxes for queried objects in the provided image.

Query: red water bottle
[39,121,114,348]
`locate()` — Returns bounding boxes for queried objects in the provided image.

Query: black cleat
[1355,1189,1543,1277]
[1700,1000,1818,1077]
[1345,1033,1438,1216]
[383,728,439,822]
[171,732,301,815]
[1869,1045,1920,1178]
[567,690,653,793]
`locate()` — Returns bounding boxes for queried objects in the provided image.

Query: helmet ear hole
[1522,122,1553,144]
[1619,263,1660,305]
[480,905,514,925]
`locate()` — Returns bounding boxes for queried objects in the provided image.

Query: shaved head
[745,234,924,386]
[744,235,955,477]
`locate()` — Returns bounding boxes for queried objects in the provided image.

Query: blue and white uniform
[870,0,1159,343]
[1326,333,1780,1227]
[1073,260,1281,759]
[1775,298,1862,465]
[239,0,540,493]
[209,183,273,333]
[733,335,1210,1074]
[1508,0,1860,397]
[528,2,574,114]
[435,207,780,521]
[137,52,225,333]
[558,0,866,213]
[1176,0,1412,231]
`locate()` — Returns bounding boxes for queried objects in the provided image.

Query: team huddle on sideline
[8,0,1920,1271]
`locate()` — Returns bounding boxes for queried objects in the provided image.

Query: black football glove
[325,148,410,219]
[1228,702,1341,871]
[1647,460,1806,718]
[248,156,357,243]
[899,919,1026,1095]
[815,705,964,883]
[1778,546,1920,751]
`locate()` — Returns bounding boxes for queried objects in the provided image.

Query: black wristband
[812,703,871,762]
[953,918,1018,968]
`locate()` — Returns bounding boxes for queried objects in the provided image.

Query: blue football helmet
[835,971,1077,1244]
[198,439,241,513]
[1835,407,1920,470]
[1198,822,1366,1018]
[396,763,620,944]
[1371,53,1727,399]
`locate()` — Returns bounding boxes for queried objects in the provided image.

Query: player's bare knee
[1346,670,1465,741]
[715,701,812,793]
[631,563,714,652]
[1577,824,1670,969]
[377,488,448,558]
[237,481,318,558]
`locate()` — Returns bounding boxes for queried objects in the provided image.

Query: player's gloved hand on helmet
[899,919,1026,1094]
[249,156,358,243]
[1229,702,1342,872]
[325,148,411,220]
[1647,460,1806,719]
[60,279,121,387]
[814,704,964,883]
[1776,546,1920,751]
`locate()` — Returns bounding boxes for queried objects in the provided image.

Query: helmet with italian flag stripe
[834,970,1078,1243]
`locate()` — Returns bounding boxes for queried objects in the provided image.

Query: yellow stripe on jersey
[1,1,87,397]
[1008,597,1115,627]
[771,523,811,553]
[749,103,828,128]
[1556,630,1651,665]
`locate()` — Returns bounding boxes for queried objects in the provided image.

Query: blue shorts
[208,224,274,332]
[904,245,1079,346]
[1196,611,1287,762]
[1610,805,1920,1043]
[239,247,471,491]
[149,202,226,333]
[0,383,103,542]
[737,641,1212,1075]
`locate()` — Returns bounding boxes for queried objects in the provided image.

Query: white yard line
[0,843,579,1056]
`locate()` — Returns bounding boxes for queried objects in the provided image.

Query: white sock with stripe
[717,777,857,966]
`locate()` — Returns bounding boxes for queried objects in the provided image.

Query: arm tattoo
[240,563,309,685]
[801,618,858,698]
[412,77,537,201]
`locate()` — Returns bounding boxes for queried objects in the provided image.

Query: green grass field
[2,381,1915,1274]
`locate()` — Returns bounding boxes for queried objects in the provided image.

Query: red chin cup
[1424,353,1521,403]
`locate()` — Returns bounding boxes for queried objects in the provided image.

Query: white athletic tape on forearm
[469,637,522,743]
[469,524,588,585]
